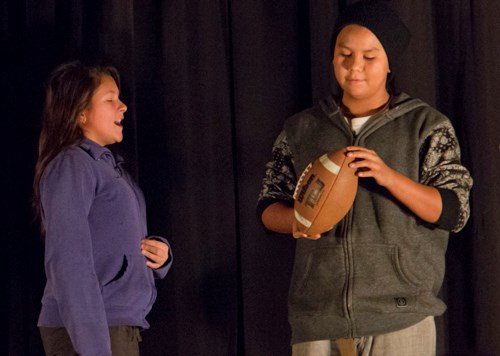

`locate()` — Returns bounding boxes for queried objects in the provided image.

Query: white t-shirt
[345,115,371,135]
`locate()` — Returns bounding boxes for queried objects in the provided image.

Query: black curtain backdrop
[2,0,500,355]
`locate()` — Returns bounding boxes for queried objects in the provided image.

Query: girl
[33,61,172,356]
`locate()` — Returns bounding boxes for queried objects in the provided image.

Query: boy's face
[333,25,390,106]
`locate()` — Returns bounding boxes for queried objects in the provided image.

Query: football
[293,148,358,235]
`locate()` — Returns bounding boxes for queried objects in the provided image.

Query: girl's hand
[141,239,170,269]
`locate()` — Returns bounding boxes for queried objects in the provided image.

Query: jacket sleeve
[41,153,112,356]
[420,121,473,233]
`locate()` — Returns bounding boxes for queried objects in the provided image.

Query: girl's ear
[79,112,86,125]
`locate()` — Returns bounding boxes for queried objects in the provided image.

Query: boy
[257,1,472,355]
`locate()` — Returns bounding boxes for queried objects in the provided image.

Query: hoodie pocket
[288,246,347,315]
[352,244,420,313]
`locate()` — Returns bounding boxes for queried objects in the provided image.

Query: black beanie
[332,0,411,67]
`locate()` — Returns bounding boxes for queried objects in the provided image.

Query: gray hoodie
[261,93,472,343]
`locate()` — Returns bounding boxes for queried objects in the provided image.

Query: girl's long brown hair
[33,61,120,236]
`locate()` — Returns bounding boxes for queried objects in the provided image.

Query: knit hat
[332,0,411,67]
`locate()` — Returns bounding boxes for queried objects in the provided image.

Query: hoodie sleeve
[420,121,473,233]
[256,131,297,223]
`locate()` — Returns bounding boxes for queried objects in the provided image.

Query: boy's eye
[364,56,375,60]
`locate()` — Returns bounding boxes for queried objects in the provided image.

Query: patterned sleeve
[420,121,473,232]
[257,131,297,215]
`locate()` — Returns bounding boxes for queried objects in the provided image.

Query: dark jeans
[39,325,142,356]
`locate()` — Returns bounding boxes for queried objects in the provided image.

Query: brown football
[293,148,358,235]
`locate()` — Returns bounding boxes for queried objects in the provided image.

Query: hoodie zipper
[344,130,358,337]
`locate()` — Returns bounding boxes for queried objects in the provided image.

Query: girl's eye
[364,57,375,60]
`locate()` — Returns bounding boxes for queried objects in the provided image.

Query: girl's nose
[119,100,127,113]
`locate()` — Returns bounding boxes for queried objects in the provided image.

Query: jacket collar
[78,138,114,161]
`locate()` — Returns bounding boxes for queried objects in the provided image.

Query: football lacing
[293,162,312,200]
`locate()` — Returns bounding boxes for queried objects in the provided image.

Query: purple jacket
[38,138,172,356]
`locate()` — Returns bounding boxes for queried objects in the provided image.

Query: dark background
[2,0,499,355]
